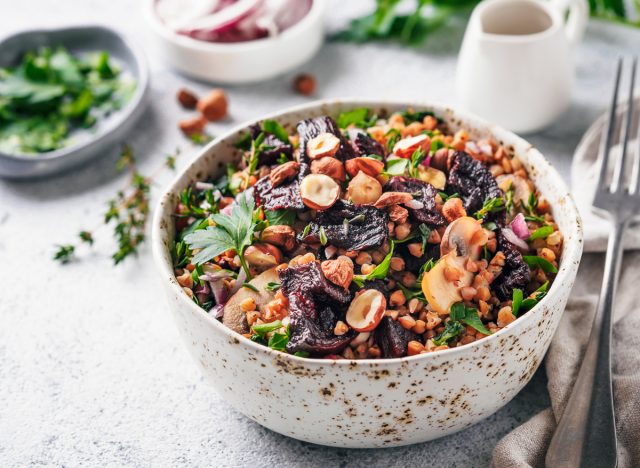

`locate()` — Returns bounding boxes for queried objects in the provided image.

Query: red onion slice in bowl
[509,213,530,239]
[502,226,529,252]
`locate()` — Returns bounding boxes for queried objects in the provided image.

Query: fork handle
[545,220,625,468]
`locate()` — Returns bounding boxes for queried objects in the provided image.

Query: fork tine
[611,57,637,193]
[597,58,623,192]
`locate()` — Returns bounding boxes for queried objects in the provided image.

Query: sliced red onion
[405,199,424,210]
[478,140,493,157]
[324,245,338,259]
[200,269,234,282]
[228,266,247,297]
[156,0,220,31]
[509,213,530,240]
[502,227,529,252]
[179,0,263,33]
[420,155,432,167]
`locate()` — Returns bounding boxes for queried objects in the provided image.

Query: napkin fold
[492,100,640,467]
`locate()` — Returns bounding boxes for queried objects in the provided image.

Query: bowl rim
[151,98,584,367]
[0,25,150,163]
[144,0,324,52]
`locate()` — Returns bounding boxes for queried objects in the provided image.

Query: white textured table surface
[1,1,639,466]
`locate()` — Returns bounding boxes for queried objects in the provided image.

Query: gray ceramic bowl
[0,26,150,179]
[152,99,584,448]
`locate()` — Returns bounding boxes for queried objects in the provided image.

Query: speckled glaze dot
[151,100,583,448]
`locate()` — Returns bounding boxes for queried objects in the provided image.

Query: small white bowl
[144,0,324,84]
[152,99,584,448]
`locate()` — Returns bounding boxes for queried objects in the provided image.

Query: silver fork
[546,57,638,468]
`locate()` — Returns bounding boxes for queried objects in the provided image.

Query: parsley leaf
[449,302,491,336]
[264,209,296,227]
[185,195,257,278]
[262,119,290,144]
[512,288,524,316]
[384,158,408,176]
[432,321,465,346]
[336,107,376,129]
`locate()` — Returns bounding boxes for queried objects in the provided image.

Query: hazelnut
[388,204,409,224]
[393,134,431,158]
[373,191,414,209]
[310,157,345,181]
[300,174,340,210]
[179,116,207,136]
[244,243,282,271]
[347,171,382,205]
[442,197,467,222]
[292,73,316,96]
[345,289,386,332]
[197,89,228,121]
[307,133,340,160]
[321,257,354,290]
[177,88,198,109]
[261,225,296,251]
[345,157,384,178]
[269,161,300,187]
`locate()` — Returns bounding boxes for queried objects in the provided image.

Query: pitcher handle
[551,0,588,47]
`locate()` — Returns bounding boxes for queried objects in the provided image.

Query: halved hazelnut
[300,174,340,210]
[417,166,446,190]
[307,133,340,159]
[244,243,282,271]
[345,157,384,177]
[496,174,532,205]
[393,134,431,158]
[347,171,382,205]
[440,216,484,259]
[346,289,387,332]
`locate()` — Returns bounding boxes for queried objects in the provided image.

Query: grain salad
[170,108,563,359]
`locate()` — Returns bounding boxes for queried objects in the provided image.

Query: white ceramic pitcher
[456,0,588,133]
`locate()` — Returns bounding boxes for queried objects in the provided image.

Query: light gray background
[1,1,639,466]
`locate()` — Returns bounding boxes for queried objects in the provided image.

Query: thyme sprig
[53,144,182,265]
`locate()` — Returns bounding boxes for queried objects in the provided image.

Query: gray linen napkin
[492,100,640,467]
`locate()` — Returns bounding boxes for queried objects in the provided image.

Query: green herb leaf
[185,195,257,278]
[262,119,290,144]
[251,320,284,338]
[384,158,408,176]
[438,192,459,202]
[336,107,376,129]
[352,241,395,287]
[512,288,524,316]
[265,282,281,292]
[474,197,505,220]
[432,320,465,346]
[520,282,549,310]
[523,255,558,274]
[449,302,492,336]
[53,244,75,264]
[264,209,296,227]
[242,283,259,292]
[528,225,553,241]
[319,226,328,246]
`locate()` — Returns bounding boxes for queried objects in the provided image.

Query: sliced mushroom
[440,216,484,259]
[496,174,532,206]
[223,267,280,334]
[421,253,472,314]
[422,216,487,314]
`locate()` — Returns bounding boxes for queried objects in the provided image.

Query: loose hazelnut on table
[177,88,198,109]
[179,116,207,136]
[292,73,316,96]
[197,89,228,121]
[300,174,340,210]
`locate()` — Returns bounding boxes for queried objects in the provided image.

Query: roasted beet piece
[297,116,356,176]
[492,230,531,300]
[352,132,385,159]
[361,279,389,301]
[387,176,446,227]
[297,200,389,251]
[447,151,503,217]
[374,316,421,358]
[248,123,294,166]
[279,261,354,355]
[254,176,305,211]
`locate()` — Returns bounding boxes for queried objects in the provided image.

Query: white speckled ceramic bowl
[152,100,583,448]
